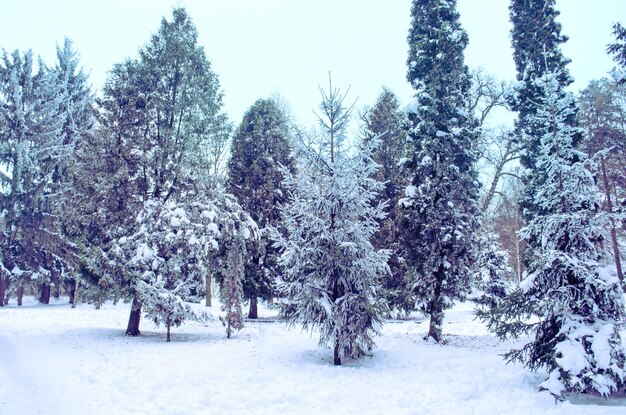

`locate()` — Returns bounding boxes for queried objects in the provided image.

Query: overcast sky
[1,1,624,128]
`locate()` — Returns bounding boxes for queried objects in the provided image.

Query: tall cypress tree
[400,0,481,342]
[478,0,625,397]
[226,98,294,318]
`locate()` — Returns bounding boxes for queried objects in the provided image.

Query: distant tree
[608,23,626,83]
[273,77,389,365]
[473,230,513,312]
[578,73,626,286]
[0,48,74,306]
[220,233,245,338]
[80,8,231,335]
[400,0,481,342]
[226,98,294,318]
[49,38,96,302]
[361,88,411,315]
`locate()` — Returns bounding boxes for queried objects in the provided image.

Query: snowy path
[1,298,624,414]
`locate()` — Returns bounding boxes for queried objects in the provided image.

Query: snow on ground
[1,297,625,415]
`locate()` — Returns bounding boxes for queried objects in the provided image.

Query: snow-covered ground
[1,297,625,415]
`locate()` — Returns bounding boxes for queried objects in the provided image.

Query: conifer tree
[478,0,626,397]
[400,0,481,342]
[226,98,294,318]
[361,88,411,315]
[220,234,246,338]
[0,49,72,306]
[80,8,231,335]
[273,77,389,365]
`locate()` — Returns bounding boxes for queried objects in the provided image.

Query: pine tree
[608,23,626,84]
[226,98,294,318]
[400,0,481,342]
[273,77,389,365]
[0,48,72,306]
[220,234,245,338]
[479,71,626,397]
[361,88,411,315]
[78,8,231,335]
[578,73,626,287]
[49,38,96,303]
[473,230,513,312]
[484,1,626,397]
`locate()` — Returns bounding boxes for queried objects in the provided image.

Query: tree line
[1,0,625,398]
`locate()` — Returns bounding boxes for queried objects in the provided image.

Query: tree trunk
[71,280,79,309]
[125,297,142,336]
[39,283,51,304]
[166,319,171,342]
[427,308,444,343]
[53,280,61,299]
[334,337,342,366]
[601,159,623,286]
[0,276,6,306]
[205,274,212,307]
[17,286,24,306]
[248,296,258,319]
[69,279,76,305]
[426,266,444,343]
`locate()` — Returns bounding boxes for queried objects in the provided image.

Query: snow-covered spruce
[400,0,482,342]
[111,194,256,340]
[272,77,390,365]
[219,233,245,338]
[479,71,626,397]
[473,231,513,313]
[0,44,92,306]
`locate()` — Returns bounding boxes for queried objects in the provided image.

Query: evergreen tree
[220,233,246,338]
[110,194,255,341]
[400,0,481,342]
[79,8,231,335]
[478,71,626,397]
[608,23,626,84]
[50,38,96,303]
[273,77,389,365]
[361,88,411,315]
[479,1,626,397]
[0,49,72,306]
[578,72,626,286]
[473,230,513,312]
[509,0,578,223]
[226,98,294,318]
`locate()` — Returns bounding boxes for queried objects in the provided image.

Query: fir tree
[473,230,513,312]
[80,8,231,335]
[361,88,411,315]
[50,38,96,303]
[0,48,73,306]
[478,71,626,397]
[226,98,294,318]
[400,0,481,342]
[480,0,626,397]
[273,77,389,365]
[220,233,246,338]
[608,23,626,84]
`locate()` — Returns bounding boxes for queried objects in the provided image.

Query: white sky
[1,0,624,128]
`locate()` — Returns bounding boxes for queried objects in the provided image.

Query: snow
[1,299,625,414]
